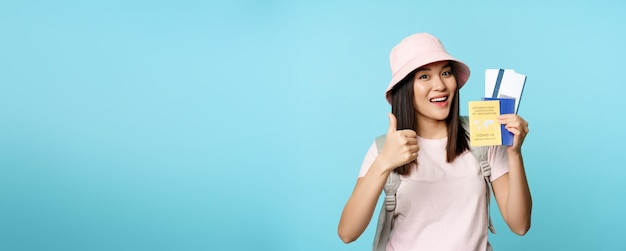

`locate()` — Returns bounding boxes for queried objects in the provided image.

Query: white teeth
[430,97,447,102]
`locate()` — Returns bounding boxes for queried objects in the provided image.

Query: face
[412,60,457,122]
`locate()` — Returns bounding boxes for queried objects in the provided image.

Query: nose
[432,75,446,91]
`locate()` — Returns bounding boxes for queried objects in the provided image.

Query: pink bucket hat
[385,33,470,103]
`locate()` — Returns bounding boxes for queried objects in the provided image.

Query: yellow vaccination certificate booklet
[468,100,502,146]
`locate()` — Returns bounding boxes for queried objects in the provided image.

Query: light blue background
[1,1,625,250]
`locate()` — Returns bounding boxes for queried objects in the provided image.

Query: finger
[387,113,397,134]
[498,114,516,124]
[410,151,418,160]
[505,126,521,136]
[517,123,529,134]
[505,120,528,134]
[408,145,419,153]
[406,137,418,145]
[399,129,417,138]
[499,114,528,126]
[505,121,522,129]
[516,117,528,128]
[501,119,527,132]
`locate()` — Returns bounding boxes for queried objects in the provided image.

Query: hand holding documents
[469,69,527,146]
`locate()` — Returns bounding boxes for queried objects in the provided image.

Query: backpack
[372,116,496,251]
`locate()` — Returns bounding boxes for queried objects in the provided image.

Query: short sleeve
[488,145,509,182]
[358,141,379,178]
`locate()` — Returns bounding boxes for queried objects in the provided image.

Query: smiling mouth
[430,96,448,103]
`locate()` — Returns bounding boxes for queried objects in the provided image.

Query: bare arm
[338,113,418,243]
[338,159,392,243]
[492,114,532,235]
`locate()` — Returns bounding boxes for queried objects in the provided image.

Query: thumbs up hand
[379,113,419,172]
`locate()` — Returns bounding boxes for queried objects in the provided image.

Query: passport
[468,98,515,146]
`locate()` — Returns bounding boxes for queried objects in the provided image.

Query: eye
[442,71,452,77]
[418,74,429,80]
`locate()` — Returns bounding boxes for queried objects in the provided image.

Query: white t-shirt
[359,136,509,251]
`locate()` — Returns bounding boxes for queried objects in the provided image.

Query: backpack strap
[461,116,497,234]
[372,135,401,251]
[470,144,497,234]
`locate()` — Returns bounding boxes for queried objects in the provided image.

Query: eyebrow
[415,63,452,72]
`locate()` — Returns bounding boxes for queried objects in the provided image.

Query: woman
[338,33,532,250]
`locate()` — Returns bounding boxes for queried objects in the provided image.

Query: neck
[416,116,448,139]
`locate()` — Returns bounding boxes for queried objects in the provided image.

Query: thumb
[387,112,397,134]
